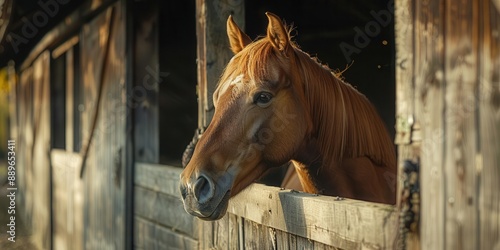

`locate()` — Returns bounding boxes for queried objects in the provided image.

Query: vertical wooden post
[478,1,500,248]
[394,0,421,248]
[195,0,245,128]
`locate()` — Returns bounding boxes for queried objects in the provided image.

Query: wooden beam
[228,184,398,249]
[195,0,245,127]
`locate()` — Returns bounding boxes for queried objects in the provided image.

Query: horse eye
[253,92,273,106]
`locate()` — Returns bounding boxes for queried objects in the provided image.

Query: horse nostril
[193,175,214,204]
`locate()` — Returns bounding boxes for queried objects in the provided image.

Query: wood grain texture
[80,4,127,249]
[227,184,398,249]
[31,51,52,250]
[414,0,446,248]
[394,1,420,248]
[403,0,500,248]
[134,162,181,196]
[51,150,84,250]
[195,0,245,127]
[134,186,198,238]
[134,217,198,250]
[478,2,500,249]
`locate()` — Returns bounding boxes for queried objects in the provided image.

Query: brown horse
[180,12,396,220]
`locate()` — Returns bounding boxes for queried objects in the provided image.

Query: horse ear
[227,15,252,54]
[265,12,290,53]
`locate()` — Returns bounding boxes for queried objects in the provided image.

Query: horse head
[179,13,310,220]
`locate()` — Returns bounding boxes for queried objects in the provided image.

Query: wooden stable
[4,0,499,249]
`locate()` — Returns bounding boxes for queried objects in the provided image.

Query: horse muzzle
[179,172,234,220]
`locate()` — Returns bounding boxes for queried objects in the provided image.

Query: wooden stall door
[80,4,128,249]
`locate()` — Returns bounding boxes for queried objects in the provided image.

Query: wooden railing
[133,163,399,249]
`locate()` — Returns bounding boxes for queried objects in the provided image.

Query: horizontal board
[134,217,198,250]
[227,184,398,249]
[134,162,182,196]
[134,186,198,238]
[134,164,398,249]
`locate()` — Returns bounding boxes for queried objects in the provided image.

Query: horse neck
[294,53,396,171]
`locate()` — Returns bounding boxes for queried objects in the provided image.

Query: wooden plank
[30,51,52,250]
[228,184,398,249]
[243,217,257,250]
[134,186,198,237]
[134,216,157,250]
[7,62,18,141]
[134,217,198,250]
[276,229,290,250]
[17,66,33,231]
[394,0,421,247]
[478,0,500,249]
[198,220,214,250]
[296,234,314,250]
[155,222,199,250]
[134,162,182,196]
[228,213,240,249]
[195,0,245,127]
[51,150,84,250]
[414,0,446,248]
[442,0,480,249]
[213,213,230,249]
[65,47,74,152]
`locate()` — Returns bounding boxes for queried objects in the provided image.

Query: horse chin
[198,190,231,221]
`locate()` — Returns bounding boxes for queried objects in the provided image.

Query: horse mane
[291,47,396,170]
[219,34,396,171]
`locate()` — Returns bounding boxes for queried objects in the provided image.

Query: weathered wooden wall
[13,51,52,249]
[80,3,128,249]
[134,163,199,249]
[396,0,500,249]
[11,1,131,249]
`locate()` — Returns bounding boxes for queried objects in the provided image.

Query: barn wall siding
[396,0,500,248]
